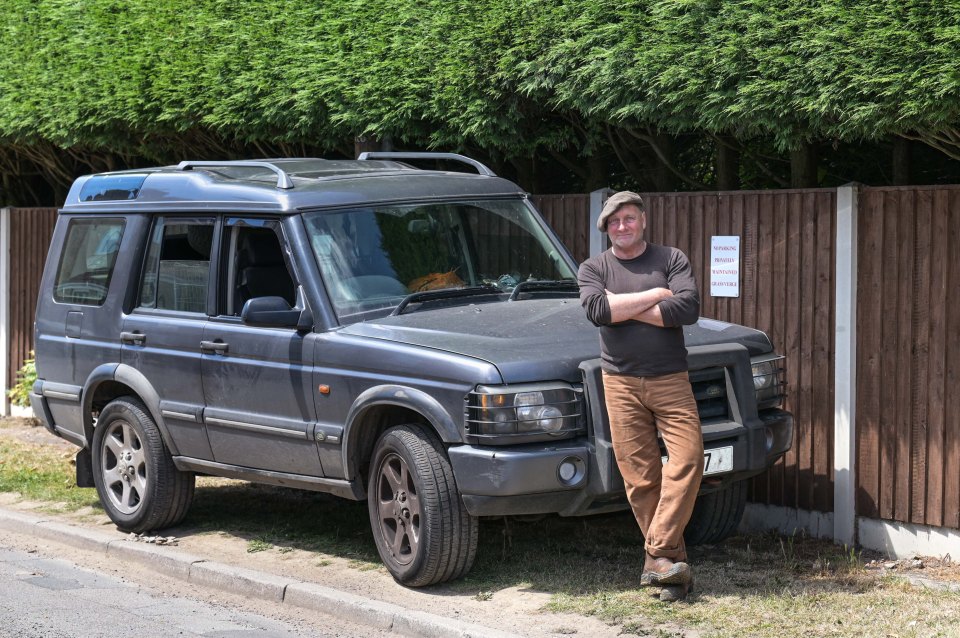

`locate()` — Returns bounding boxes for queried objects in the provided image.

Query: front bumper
[449,349,794,517]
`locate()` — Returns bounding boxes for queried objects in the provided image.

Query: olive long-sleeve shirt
[578,244,700,376]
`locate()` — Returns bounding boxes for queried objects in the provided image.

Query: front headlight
[514,392,565,432]
[465,383,584,444]
[751,355,786,409]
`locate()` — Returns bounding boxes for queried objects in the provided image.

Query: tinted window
[54,219,125,305]
[78,174,148,201]
[138,218,214,313]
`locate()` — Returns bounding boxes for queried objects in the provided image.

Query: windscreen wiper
[508,279,580,301]
[391,285,502,316]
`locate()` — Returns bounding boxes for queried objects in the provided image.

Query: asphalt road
[0,542,380,638]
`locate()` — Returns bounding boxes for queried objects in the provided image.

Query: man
[578,191,703,602]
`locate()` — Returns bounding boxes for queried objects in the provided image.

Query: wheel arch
[81,363,178,456]
[342,385,459,485]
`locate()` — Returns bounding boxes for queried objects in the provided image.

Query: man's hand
[605,287,672,323]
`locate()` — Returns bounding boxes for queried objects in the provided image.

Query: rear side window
[54,219,125,305]
[138,217,215,313]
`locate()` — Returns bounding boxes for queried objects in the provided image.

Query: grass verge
[0,437,100,511]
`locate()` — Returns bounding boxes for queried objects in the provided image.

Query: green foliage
[8,351,36,407]
[3,1,960,193]
[246,536,272,553]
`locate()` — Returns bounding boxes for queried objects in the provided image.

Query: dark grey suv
[30,153,792,586]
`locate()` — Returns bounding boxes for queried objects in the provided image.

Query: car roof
[60,155,527,214]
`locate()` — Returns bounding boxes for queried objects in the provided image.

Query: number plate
[661,445,734,476]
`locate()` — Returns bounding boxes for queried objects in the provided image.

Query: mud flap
[75,448,95,488]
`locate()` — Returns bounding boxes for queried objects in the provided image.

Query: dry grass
[544,533,960,637]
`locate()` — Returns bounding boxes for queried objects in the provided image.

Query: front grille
[688,367,729,421]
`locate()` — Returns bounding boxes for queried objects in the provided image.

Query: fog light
[557,456,585,486]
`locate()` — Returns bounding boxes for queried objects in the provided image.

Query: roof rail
[176,161,294,189]
[357,152,496,177]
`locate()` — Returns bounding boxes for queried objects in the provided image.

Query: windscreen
[303,199,576,321]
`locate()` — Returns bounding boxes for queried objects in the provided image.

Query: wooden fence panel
[640,190,838,513]
[857,186,960,529]
[7,208,58,398]
[946,193,960,530]
[531,194,591,263]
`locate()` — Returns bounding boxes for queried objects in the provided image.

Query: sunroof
[79,174,149,202]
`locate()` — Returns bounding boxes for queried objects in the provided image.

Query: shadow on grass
[168,479,883,604]
[172,480,379,564]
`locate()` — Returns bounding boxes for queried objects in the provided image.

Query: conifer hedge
[2,1,959,196]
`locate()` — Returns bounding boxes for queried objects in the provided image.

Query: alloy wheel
[99,420,146,515]
[374,451,421,566]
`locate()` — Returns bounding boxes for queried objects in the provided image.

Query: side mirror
[241,296,309,329]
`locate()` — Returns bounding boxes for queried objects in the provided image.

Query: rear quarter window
[53,219,125,305]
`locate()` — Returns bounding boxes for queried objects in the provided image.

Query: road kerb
[190,560,292,603]
[107,538,204,580]
[0,507,522,638]
[0,509,54,537]
[284,582,398,631]
[393,609,525,638]
[283,581,522,638]
[35,521,116,554]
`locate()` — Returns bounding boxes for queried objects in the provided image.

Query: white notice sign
[710,236,740,297]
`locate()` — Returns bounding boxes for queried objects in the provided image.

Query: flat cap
[597,191,644,231]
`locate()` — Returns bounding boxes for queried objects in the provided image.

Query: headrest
[238,230,284,266]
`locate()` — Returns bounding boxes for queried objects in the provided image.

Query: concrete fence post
[833,184,859,547]
[0,207,10,416]
[588,188,613,257]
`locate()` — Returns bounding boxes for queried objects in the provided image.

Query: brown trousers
[602,371,704,561]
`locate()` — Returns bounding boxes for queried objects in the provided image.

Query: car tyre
[367,424,478,586]
[684,479,748,545]
[92,396,195,533]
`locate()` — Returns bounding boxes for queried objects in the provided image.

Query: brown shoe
[659,578,694,602]
[640,556,692,587]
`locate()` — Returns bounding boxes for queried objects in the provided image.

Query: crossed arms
[577,250,699,329]
[604,287,672,326]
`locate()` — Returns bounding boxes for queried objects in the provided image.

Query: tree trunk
[353,135,393,157]
[1,169,9,205]
[509,157,538,193]
[715,136,740,190]
[789,143,818,188]
[892,137,911,186]
[582,153,608,192]
[652,133,677,192]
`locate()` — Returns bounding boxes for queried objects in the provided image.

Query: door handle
[200,340,229,354]
[120,331,146,345]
